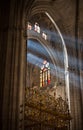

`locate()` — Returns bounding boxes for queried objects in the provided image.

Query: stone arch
[25,5,70,109]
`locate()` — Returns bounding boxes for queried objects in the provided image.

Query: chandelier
[24,87,72,129]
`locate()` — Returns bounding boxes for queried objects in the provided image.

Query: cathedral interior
[0,0,83,130]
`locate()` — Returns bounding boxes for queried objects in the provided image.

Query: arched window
[34,22,40,33]
[27,22,32,30]
[42,31,47,40]
[40,60,51,87]
[27,21,48,40]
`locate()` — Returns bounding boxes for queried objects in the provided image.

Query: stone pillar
[1,26,25,130]
[69,66,83,130]
[1,0,26,129]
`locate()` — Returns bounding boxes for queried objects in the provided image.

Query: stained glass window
[40,60,51,87]
[34,22,40,33]
[27,21,48,40]
[27,22,32,30]
[42,31,47,40]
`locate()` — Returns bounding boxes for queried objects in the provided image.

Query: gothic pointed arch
[25,7,69,102]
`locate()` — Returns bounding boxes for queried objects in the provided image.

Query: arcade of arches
[0,0,83,130]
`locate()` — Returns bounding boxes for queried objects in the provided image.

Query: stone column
[69,66,83,130]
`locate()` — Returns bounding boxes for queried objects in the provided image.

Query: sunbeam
[27,22,83,49]
[27,39,82,67]
[27,40,49,57]
[27,53,44,68]
[27,53,82,87]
